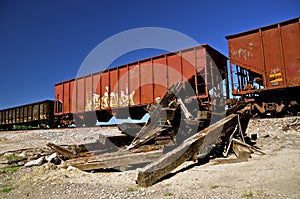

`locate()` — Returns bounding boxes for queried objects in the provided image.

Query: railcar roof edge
[55,44,228,86]
[225,17,300,40]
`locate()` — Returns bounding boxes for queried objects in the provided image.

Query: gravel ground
[0,117,299,199]
[0,127,117,154]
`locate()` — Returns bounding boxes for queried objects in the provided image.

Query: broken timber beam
[46,143,79,159]
[61,148,163,171]
[232,141,252,159]
[231,138,266,155]
[136,114,238,187]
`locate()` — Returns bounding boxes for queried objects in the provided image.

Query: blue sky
[0,0,299,109]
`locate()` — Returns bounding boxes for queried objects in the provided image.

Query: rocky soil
[0,116,299,199]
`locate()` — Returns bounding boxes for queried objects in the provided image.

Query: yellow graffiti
[85,86,135,110]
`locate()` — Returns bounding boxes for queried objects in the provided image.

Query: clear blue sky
[0,0,299,109]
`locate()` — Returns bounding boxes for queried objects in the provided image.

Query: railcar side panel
[140,59,154,105]
[24,106,28,122]
[118,66,130,107]
[32,104,39,121]
[167,53,183,87]
[196,47,207,70]
[27,105,32,122]
[281,21,300,87]
[109,69,119,108]
[40,103,45,119]
[76,78,85,113]
[129,64,141,106]
[153,55,168,100]
[55,83,63,114]
[226,17,300,94]
[92,73,100,110]
[100,71,109,109]
[181,50,197,81]
[19,107,23,123]
[0,111,2,125]
[262,26,286,88]
[69,80,75,113]
[84,75,93,111]
[227,32,263,75]
[62,82,70,114]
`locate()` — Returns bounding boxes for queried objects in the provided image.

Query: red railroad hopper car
[54,44,228,127]
[226,17,300,115]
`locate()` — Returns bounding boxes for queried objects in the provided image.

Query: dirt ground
[0,117,299,199]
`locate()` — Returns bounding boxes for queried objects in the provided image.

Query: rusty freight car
[54,44,228,127]
[226,17,300,115]
[0,100,54,130]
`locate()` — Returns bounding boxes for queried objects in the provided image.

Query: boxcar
[0,100,54,130]
[54,44,228,126]
[226,17,300,115]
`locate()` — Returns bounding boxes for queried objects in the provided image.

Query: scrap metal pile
[0,82,265,187]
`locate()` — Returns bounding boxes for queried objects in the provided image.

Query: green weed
[211,184,220,189]
[1,186,15,193]
[164,192,174,197]
[242,189,254,198]
[0,137,8,142]
[126,187,137,192]
[4,154,24,161]
[0,166,20,174]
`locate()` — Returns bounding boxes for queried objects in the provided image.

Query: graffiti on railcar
[85,86,135,111]
[231,42,254,61]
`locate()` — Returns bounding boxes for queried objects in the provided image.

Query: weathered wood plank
[61,148,163,171]
[232,141,251,159]
[136,114,238,187]
[47,143,79,159]
[231,138,266,155]
[76,150,162,171]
